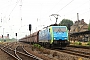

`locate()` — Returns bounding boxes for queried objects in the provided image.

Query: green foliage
[33,44,38,47]
[74,42,82,45]
[88,22,90,31]
[59,19,73,30]
[33,44,41,49]
[87,41,90,45]
[74,42,79,45]
[78,42,82,45]
[59,19,73,26]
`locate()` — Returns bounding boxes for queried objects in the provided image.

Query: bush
[33,44,42,49]
[74,42,82,45]
[87,41,90,45]
[78,42,82,45]
[74,42,79,45]
[37,44,41,49]
[33,44,37,48]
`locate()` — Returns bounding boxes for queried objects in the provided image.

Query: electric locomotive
[39,25,69,48]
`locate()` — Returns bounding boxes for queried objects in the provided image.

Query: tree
[59,19,73,30]
[88,21,90,41]
[88,22,90,31]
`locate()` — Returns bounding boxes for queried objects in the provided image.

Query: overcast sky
[0,0,90,39]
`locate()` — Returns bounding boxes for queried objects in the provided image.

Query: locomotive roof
[51,26,67,27]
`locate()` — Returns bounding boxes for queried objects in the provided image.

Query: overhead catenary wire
[0,0,21,24]
[19,0,22,27]
[1,13,2,23]
[0,0,23,38]
[53,0,90,24]
[40,0,90,24]
[9,0,20,17]
[61,0,90,19]
[57,0,74,13]
[45,0,74,24]
[46,0,63,14]
[47,0,90,20]
[70,10,90,20]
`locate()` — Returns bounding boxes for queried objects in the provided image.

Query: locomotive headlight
[54,38,56,40]
[64,38,67,39]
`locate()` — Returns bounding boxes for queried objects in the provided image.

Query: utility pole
[50,14,60,24]
[3,28,4,37]
[20,0,22,27]
[36,18,38,31]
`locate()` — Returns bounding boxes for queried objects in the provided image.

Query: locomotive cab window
[53,27,66,32]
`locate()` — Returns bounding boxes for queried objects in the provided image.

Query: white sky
[0,0,90,39]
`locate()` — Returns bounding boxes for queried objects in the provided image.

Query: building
[70,19,88,33]
[70,19,90,42]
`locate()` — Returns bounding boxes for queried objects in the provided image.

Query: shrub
[33,44,42,50]
[79,42,82,45]
[87,41,90,45]
[74,42,82,45]
[74,42,79,45]
[39,47,44,52]
[37,44,41,49]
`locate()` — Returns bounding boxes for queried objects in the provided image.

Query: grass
[73,42,82,45]
[33,44,51,54]
[70,41,90,46]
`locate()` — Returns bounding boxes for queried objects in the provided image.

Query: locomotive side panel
[39,28,51,42]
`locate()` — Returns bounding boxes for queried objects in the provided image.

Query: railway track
[60,49,90,58]
[68,45,90,49]
[0,44,43,60]
[16,45,43,60]
[0,45,19,60]
[55,47,90,59]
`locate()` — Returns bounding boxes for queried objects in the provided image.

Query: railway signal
[16,33,17,36]
[15,33,17,43]
[2,35,3,38]
[29,24,32,35]
[29,24,31,31]
[7,34,9,37]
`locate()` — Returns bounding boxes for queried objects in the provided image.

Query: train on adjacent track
[19,24,69,48]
